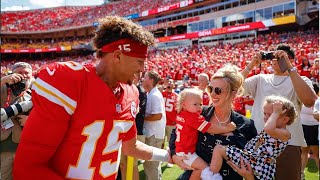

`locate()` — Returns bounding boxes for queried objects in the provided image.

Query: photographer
[1,62,33,180]
[241,44,317,180]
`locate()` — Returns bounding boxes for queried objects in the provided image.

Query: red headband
[100,38,148,58]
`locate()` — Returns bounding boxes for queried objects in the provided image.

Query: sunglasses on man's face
[207,86,225,95]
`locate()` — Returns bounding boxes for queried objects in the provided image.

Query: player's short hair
[93,16,155,58]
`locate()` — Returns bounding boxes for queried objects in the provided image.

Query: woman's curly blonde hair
[211,63,244,97]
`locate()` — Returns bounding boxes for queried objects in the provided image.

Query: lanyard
[5,87,11,107]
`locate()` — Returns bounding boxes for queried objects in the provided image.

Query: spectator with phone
[241,44,317,180]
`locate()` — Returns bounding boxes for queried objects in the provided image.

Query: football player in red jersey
[162,79,178,167]
[13,16,170,180]
[197,73,210,106]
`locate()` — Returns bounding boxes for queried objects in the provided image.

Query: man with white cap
[1,62,33,180]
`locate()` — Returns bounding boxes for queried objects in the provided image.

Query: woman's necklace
[214,110,232,126]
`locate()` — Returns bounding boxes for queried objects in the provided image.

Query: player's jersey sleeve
[184,113,211,133]
[121,84,139,142]
[14,61,84,179]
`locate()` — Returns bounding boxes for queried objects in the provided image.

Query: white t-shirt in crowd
[144,87,166,139]
[314,97,320,140]
[300,105,318,126]
[314,97,320,113]
[244,74,314,147]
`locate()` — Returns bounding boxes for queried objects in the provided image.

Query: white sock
[200,167,223,180]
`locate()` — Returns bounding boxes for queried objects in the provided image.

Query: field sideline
[137,159,319,180]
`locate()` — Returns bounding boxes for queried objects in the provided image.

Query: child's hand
[226,122,236,131]
[272,101,286,115]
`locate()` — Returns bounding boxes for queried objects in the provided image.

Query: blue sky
[1,0,104,11]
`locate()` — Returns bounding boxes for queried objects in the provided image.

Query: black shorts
[302,125,319,146]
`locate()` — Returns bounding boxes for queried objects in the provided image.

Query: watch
[287,67,297,73]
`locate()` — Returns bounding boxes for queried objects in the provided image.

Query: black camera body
[6,72,27,96]
[260,51,275,60]
[9,81,26,97]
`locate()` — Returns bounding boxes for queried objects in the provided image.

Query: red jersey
[162,91,178,126]
[297,65,311,78]
[14,61,138,180]
[175,68,186,80]
[175,111,211,153]
[189,67,197,79]
[202,91,210,106]
[233,97,245,115]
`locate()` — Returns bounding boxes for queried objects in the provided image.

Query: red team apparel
[162,91,178,126]
[202,91,210,106]
[175,111,211,153]
[14,61,139,180]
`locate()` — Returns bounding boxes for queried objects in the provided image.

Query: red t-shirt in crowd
[162,91,178,126]
[233,97,245,115]
[189,67,197,79]
[297,65,311,78]
[175,111,211,153]
[175,68,186,80]
[202,91,210,106]
[14,62,138,180]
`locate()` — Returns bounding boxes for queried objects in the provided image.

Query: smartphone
[278,57,288,73]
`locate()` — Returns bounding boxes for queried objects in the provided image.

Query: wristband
[150,147,169,162]
[244,66,251,73]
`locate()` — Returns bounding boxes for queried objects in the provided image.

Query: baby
[175,88,236,179]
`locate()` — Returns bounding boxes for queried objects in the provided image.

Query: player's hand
[17,115,28,126]
[167,148,174,164]
[2,73,25,85]
[172,155,194,170]
[226,122,236,131]
[227,157,255,180]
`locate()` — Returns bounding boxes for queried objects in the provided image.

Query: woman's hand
[227,157,255,180]
[172,155,195,170]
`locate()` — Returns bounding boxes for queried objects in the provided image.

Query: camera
[9,80,26,97]
[1,101,33,122]
[260,51,275,60]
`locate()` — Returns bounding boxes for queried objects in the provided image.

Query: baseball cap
[12,62,32,71]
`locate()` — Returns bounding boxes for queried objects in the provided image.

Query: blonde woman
[171,64,258,180]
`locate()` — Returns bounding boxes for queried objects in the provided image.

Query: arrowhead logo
[46,67,55,76]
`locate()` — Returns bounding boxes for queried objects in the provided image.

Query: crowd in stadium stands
[2,30,319,82]
[1,38,91,50]
[1,0,181,32]
[1,30,319,117]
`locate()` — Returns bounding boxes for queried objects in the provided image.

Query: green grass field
[137,159,319,180]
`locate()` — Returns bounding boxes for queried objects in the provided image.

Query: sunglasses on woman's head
[207,86,224,95]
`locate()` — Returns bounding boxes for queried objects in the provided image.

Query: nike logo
[46,67,56,76]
